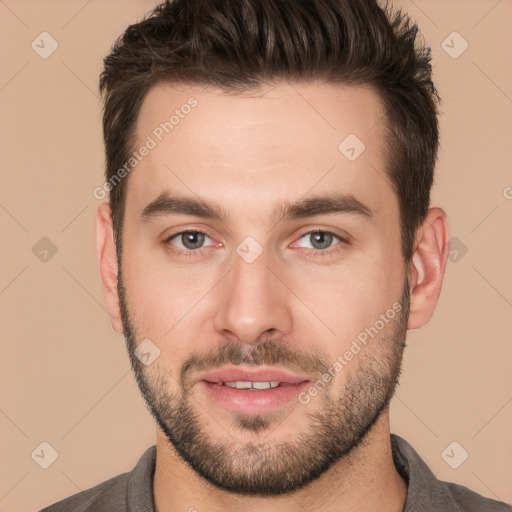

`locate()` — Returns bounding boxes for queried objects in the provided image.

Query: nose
[213,248,293,345]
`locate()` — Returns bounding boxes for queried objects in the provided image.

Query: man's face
[117,82,409,495]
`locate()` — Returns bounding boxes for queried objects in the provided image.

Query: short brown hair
[100,0,440,263]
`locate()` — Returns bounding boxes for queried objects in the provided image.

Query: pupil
[183,232,204,249]
[312,232,332,250]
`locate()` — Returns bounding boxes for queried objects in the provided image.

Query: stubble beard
[118,270,409,496]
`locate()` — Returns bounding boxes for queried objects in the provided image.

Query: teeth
[252,382,271,390]
[233,381,252,389]
[224,381,281,390]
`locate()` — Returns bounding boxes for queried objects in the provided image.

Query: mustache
[179,339,330,388]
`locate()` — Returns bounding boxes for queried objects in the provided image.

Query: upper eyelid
[292,229,347,248]
[166,229,215,246]
[296,228,346,240]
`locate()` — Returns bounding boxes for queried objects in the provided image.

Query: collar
[125,434,459,511]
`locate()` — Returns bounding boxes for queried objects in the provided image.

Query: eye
[164,230,214,252]
[162,228,348,258]
[294,229,347,253]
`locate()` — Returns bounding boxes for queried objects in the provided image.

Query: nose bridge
[213,246,293,343]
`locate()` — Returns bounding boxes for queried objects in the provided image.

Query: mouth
[196,366,312,415]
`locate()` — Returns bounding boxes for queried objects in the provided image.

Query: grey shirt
[40,434,511,511]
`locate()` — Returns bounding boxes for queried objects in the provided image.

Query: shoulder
[39,445,157,512]
[391,434,511,512]
[39,471,131,512]
[444,481,512,512]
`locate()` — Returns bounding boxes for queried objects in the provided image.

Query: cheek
[290,270,381,349]
[287,248,404,351]
[120,245,218,360]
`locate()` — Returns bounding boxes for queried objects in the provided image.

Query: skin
[97,81,449,512]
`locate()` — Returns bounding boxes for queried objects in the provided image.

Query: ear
[407,207,450,330]
[96,203,123,333]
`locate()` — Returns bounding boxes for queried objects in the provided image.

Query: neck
[152,410,407,512]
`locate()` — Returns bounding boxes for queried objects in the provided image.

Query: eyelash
[163,229,349,258]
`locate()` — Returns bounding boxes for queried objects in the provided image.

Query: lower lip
[200,381,310,415]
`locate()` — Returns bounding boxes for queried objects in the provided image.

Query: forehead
[126,81,395,225]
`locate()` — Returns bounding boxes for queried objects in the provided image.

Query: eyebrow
[140,191,373,226]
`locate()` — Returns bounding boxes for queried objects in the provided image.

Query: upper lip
[197,365,312,385]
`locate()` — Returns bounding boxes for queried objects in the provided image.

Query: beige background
[0,1,511,510]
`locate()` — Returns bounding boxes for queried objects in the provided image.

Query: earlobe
[96,203,124,333]
[407,207,450,330]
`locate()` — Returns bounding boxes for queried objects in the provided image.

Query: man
[41,0,511,510]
